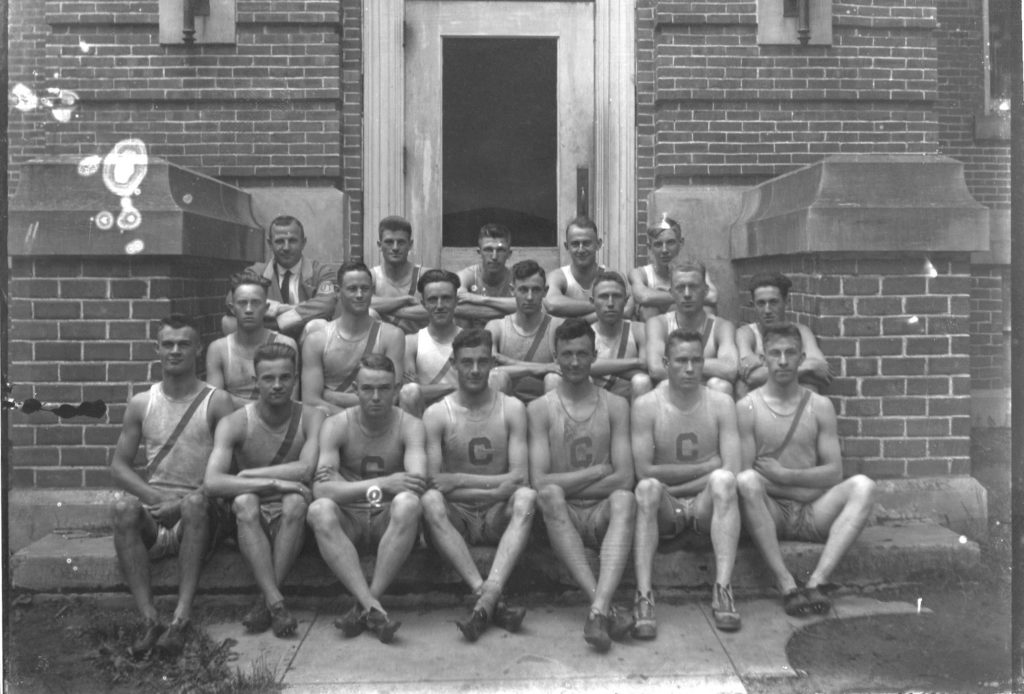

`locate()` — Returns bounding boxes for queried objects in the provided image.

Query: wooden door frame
[362,0,635,271]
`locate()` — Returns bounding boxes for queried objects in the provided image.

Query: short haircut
[672,260,707,284]
[358,353,396,376]
[665,329,703,356]
[646,215,682,241]
[749,271,792,300]
[378,215,412,238]
[268,215,304,241]
[417,268,460,296]
[230,270,271,296]
[565,215,597,236]
[254,343,297,371]
[479,223,512,245]
[336,260,373,285]
[157,313,199,338]
[511,259,545,284]
[762,322,803,350]
[591,269,627,294]
[554,317,596,350]
[452,328,493,357]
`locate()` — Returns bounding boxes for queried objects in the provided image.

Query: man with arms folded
[628,214,718,321]
[545,216,633,321]
[370,215,429,334]
[736,323,875,616]
[205,343,324,638]
[631,329,742,639]
[109,314,236,656]
[587,270,653,401]
[307,354,427,643]
[646,261,737,394]
[302,261,405,415]
[735,272,832,398]
[420,329,535,642]
[529,318,636,652]
[485,259,562,402]
[223,215,337,339]
[207,272,297,407]
[455,223,518,329]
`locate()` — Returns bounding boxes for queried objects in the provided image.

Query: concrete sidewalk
[204,595,921,693]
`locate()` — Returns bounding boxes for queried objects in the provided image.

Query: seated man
[370,215,429,334]
[588,270,652,401]
[736,323,875,616]
[307,354,427,643]
[207,272,297,407]
[735,272,832,398]
[302,261,406,415]
[628,214,718,321]
[485,259,562,402]
[544,216,632,321]
[109,314,236,656]
[398,269,463,417]
[632,330,742,639]
[420,329,536,642]
[205,343,324,637]
[455,223,518,329]
[646,261,737,394]
[529,318,636,653]
[223,215,337,339]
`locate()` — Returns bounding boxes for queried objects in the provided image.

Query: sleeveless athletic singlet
[223,332,291,400]
[441,391,510,476]
[499,313,556,400]
[143,383,215,493]
[561,264,607,302]
[543,389,612,507]
[665,313,716,358]
[467,265,514,297]
[651,385,719,466]
[338,407,407,484]
[746,389,819,469]
[321,320,382,392]
[372,264,421,299]
[642,264,671,292]
[237,403,306,470]
[592,321,639,397]
[415,327,460,387]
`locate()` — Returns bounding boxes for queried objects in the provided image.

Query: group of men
[109,212,875,657]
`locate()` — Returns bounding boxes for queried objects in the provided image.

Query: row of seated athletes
[111,309,875,658]
[212,226,832,415]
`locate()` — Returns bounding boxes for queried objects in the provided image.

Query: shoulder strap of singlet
[407,266,420,296]
[334,320,382,393]
[267,402,302,467]
[601,322,633,391]
[764,389,812,459]
[701,315,714,346]
[523,314,552,362]
[149,386,213,469]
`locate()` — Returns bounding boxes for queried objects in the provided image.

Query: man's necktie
[281,270,292,304]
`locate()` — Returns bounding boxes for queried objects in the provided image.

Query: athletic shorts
[147,495,233,561]
[773,498,826,543]
[446,500,510,546]
[658,485,710,539]
[337,502,394,551]
[565,498,610,549]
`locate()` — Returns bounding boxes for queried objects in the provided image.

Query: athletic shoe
[608,605,635,642]
[455,607,489,642]
[130,619,165,657]
[269,602,298,638]
[712,583,741,632]
[492,602,526,633]
[364,607,401,644]
[156,619,189,656]
[632,590,657,640]
[334,604,366,638]
[583,610,611,653]
[242,598,272,633]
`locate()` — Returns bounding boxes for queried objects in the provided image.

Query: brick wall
[7,0,50,194]
[735,253,973,479]
[970,266,1010,391]
[340,0,363,258]
[7,256,248,488]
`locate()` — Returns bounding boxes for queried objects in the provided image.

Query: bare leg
[369,492,422,599]
[234,493,283,606]
[592,489,635,613]
[705,469,740,587]
[273,493,309,587]
[173,492,212,623]
[398,383,424,417]
[632,479,664,597]
[112,497,160,622]
[630,373,653,400]
[307,498,379,611]
[705,377,734,396]
[736,470,796,594]
[478,487,536,614]
[806,475,875,588]
[537,484,598,602]
[421,489,483,592]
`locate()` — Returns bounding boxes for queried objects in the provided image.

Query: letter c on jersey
[468,437,493,466]
[570,436,594,468]
[675,433,698,462]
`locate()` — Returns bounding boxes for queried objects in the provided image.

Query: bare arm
[645,315,668,381]
[736,395,757,471]
[204,412,279,498]
[797,325,833,384]
[205,339,227,390]
[543,269,597,319]
[575,394,635,498]
[382,324,407,383]
[631,394,719,484]
[109,393,177,506]
[714,391,742,476]
[301,329,357,412]
[528,398,610,495]
[235,406,325,483]
[703,319,738,383]
[735,324,767,387]
[371,293,418,316]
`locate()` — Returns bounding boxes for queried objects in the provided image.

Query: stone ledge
[11,524,980,595]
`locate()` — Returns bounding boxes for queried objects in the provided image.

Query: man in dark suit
[223,215,338,339]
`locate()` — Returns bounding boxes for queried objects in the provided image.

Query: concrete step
[11,523,979,595]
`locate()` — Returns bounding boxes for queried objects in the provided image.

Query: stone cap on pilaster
[731,154,990,258]
[9,156,264,261]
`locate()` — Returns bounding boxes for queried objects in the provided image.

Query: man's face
[268,223,306,269]
[337,269,373,316]
[555,335,595,385]
[648,228,682,267]
[513,273,546,316]
[664,339,704,392]
[477,237,512,274]
[591,280,627,326]
[232,284,269,331]
[763,335,805,386]
[255,358,295,407]
[155,325,201,377]
[671,270,708,315]
[356,368,396,417]
[378,228,412,266]
[752,286,787,327]
[421,280,457,328]
[564,225,601,269]
[452,343,493,395]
